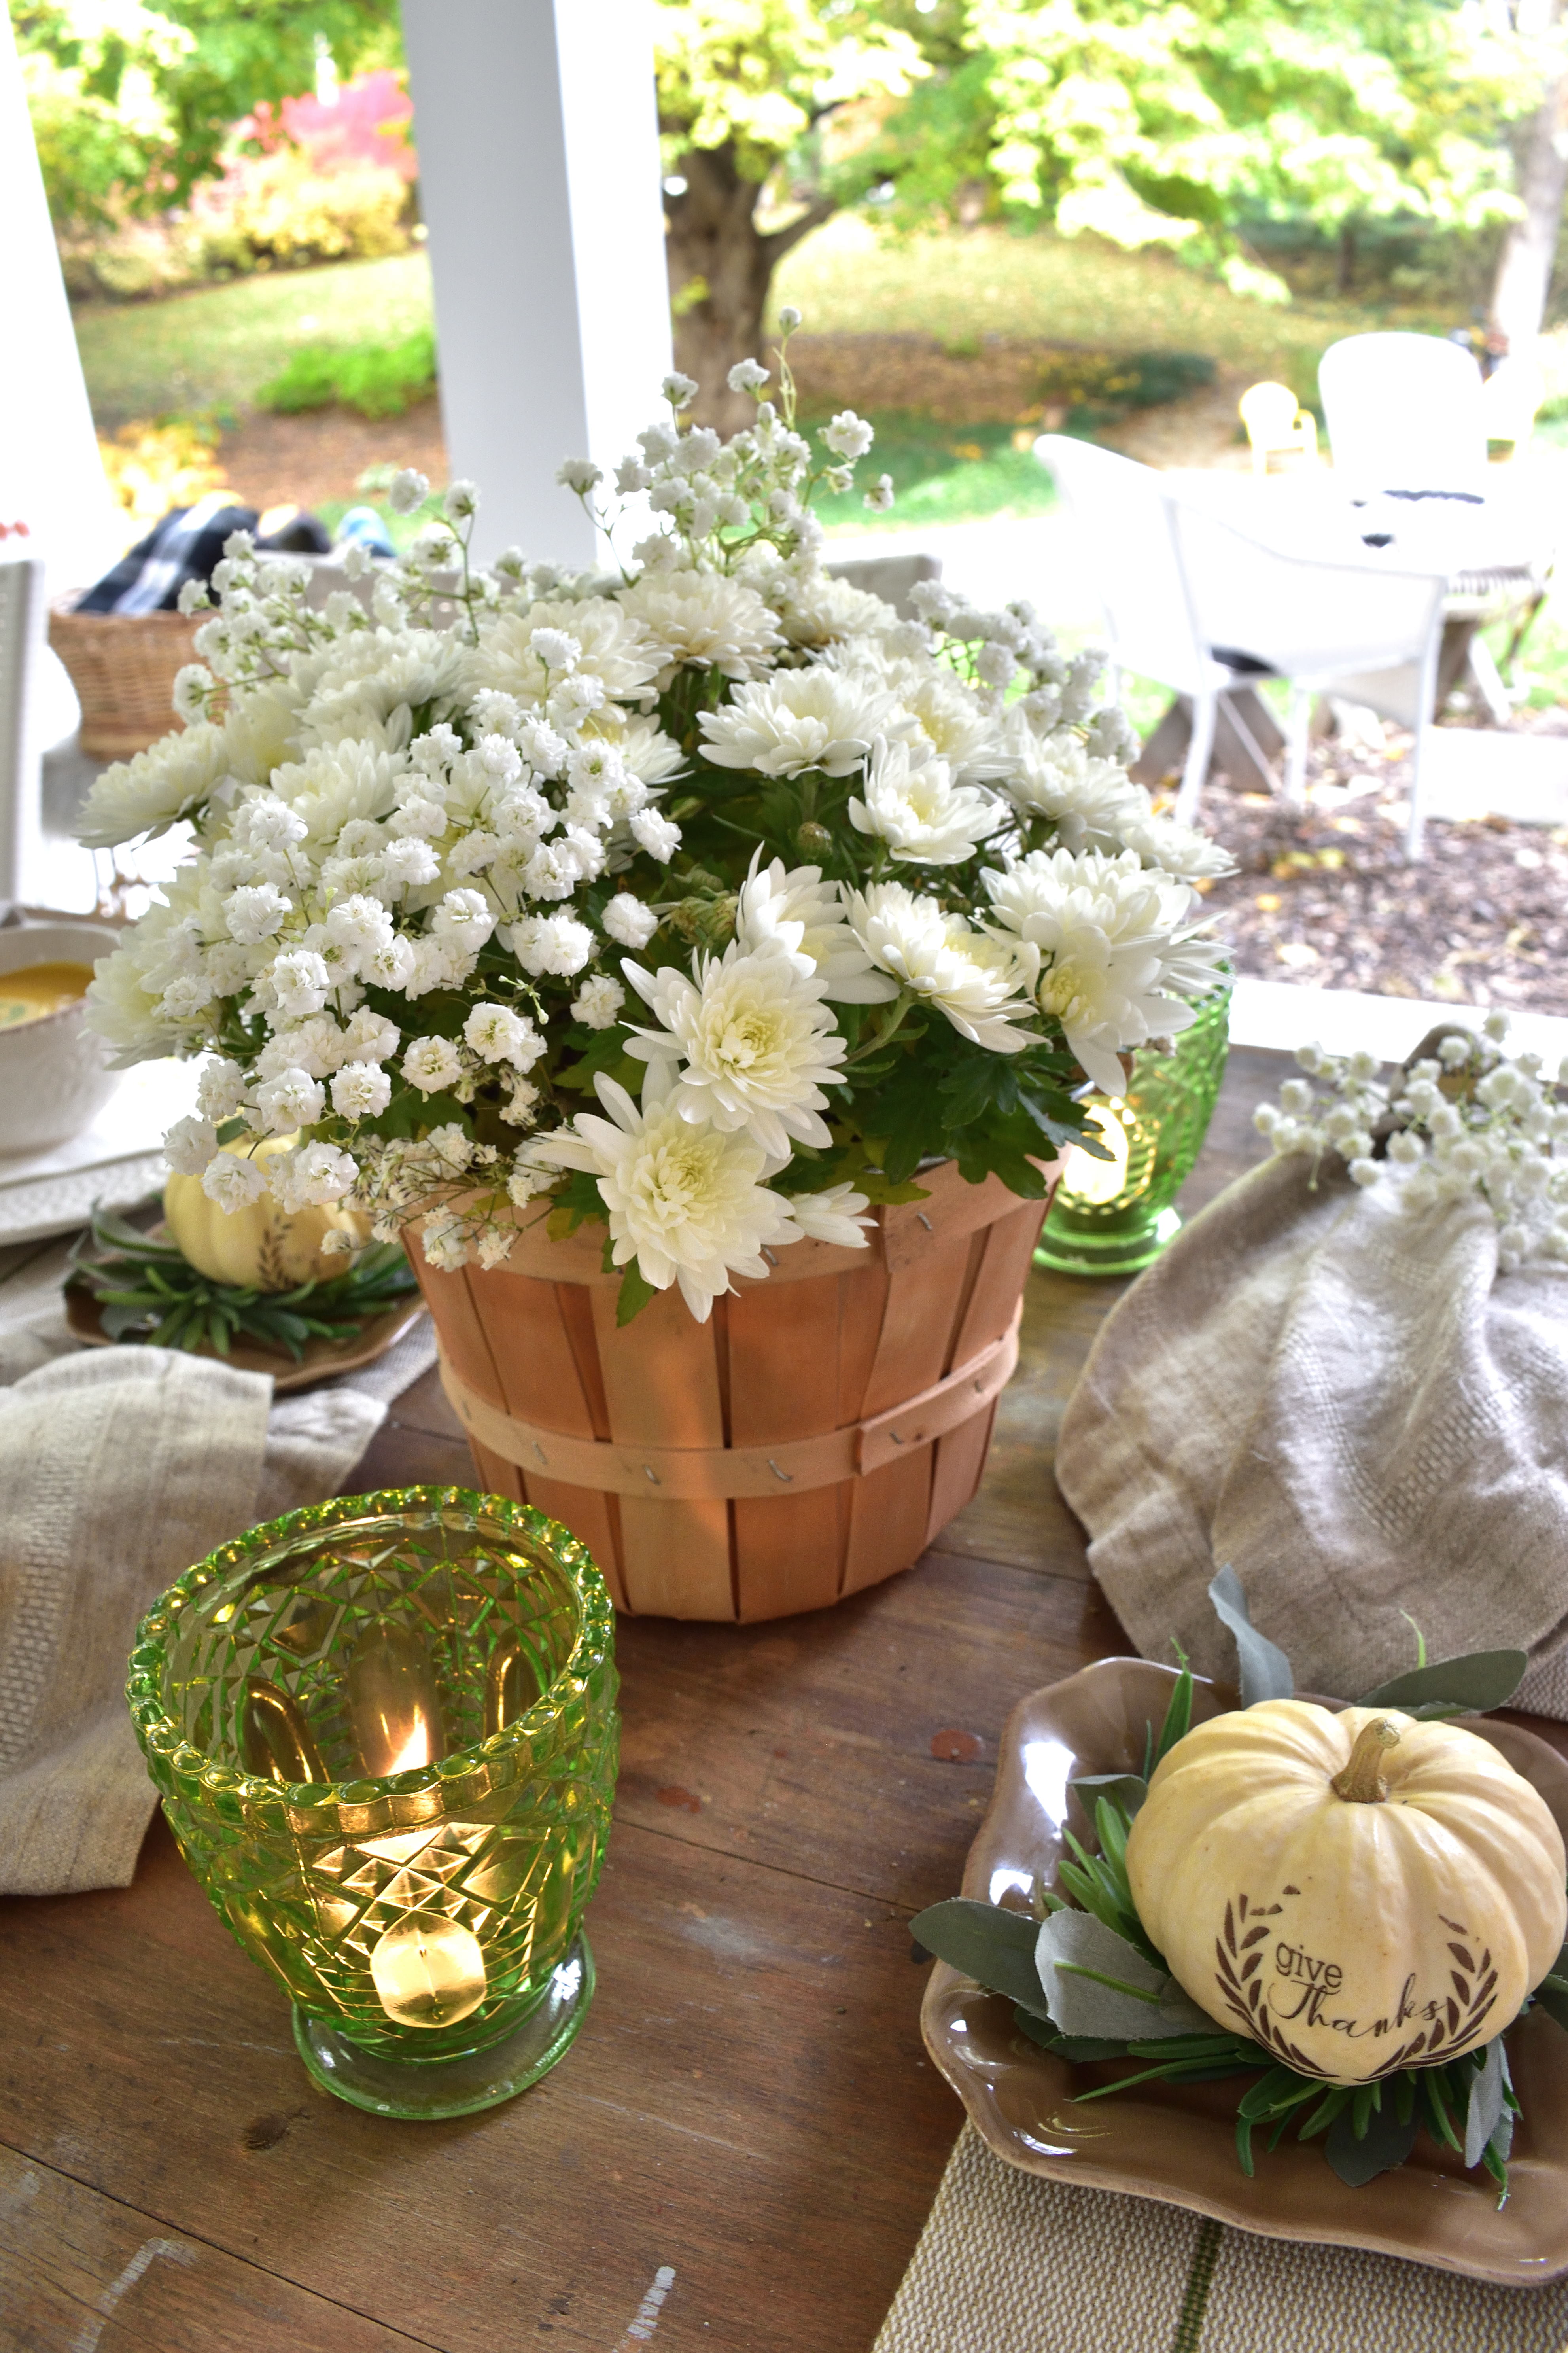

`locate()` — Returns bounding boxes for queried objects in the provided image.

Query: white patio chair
[1318,333,1488,498]
[1036,435,1449,858]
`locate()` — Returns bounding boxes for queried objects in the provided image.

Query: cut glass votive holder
[1035,984,1233,1278]
[126,1486,619,2120]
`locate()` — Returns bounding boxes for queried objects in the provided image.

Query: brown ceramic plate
[921,1656,1568,2286]
[65,1284,426,1393]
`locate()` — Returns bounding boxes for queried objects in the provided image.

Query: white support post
[0,12,118,592]
[401,0,672,570]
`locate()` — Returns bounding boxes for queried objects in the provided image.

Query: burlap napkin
[874,2123,1568,2353]
[0,1238,434,1895]
[1054,1151,1568,1719]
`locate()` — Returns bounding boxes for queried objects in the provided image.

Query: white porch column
[0,11,118,591]
[401,0,672,570]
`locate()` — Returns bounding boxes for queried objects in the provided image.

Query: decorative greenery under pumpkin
[68,1208,418,1363]
[913,1575,1568,2203]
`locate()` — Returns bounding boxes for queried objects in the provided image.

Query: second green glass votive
[1035,985,1233,1278]
[127,1487,619,2120]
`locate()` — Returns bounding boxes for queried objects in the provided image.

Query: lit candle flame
[1061,1100,1133,1208]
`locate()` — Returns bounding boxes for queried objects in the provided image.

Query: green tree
[656,0,936,424]
[940,0,1532,300]
[658,0,1535,421]
[11,0,403,231]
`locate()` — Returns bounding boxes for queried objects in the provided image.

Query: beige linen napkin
[1054,1152,1568,1718]
[0,1236,432,1894]
[874,2123,1568,2353]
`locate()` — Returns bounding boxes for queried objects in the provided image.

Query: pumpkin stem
[1331,1717,1402,1804]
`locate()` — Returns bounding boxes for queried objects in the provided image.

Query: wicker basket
[48,605,203,759]
[410,1156,1056,1623]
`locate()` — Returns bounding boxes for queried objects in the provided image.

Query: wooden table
[0,1045,1483,2352]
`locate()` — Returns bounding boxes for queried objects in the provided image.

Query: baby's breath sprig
[1256,1013,1568,1275]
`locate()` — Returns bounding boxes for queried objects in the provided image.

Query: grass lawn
[72,253,433,426]
[774,217,1447,406]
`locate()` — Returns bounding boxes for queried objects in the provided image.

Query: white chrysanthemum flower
[471,597,661,706]
[301,629,468,735]
[510,913,596,977]
[76,721,229,849]
[603,893,661,950]
[403,1037,463,1095]
[331,1061,393,1119]
[573,975,626,1029]
[622,940,847,1157]
[996,714,1144,847]
[846,883,1039,1055]
[269,738,403,844]
[768,572,896,650]
[533,1066,796,1321]
[697,669,912,779]
[164,1114,221,1175]
[849,737,1003,866]
[619,572,783,687]
[1117,813,1237,881]
[254,1066,326,1134]
[201,1149,270,1212]
[270,1141,358,1211]
[982,847,1205,1095]
[779,1182,874,1249]
[464,1003,543,1067]
[734,852,897,1005]
[219,687,303,787]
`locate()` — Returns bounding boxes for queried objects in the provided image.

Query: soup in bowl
[0,920,123,1155]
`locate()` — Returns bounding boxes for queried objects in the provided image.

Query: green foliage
[67,1208,417,1363]
[864,0,1534,280]
[654,0,929,184]
[14,0,403,230]
[257,326,435,417]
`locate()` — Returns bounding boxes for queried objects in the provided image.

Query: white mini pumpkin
[1125,1700,1568,2084]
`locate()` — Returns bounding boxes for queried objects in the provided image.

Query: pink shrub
[242,70,417,184]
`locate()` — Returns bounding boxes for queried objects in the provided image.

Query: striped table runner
[874,2124,1568,2353]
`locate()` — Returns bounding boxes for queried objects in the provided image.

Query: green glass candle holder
[1035,986,1233,1279]
[126,1486,619,2120]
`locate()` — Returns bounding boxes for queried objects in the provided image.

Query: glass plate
[921,1655,1568,2287]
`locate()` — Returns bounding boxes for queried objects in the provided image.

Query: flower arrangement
[1255,1015,1568,1275]
[915,1576,1568,2200]
[81,322,1229,1324]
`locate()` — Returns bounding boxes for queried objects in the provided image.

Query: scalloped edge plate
[921,1656,1568,2287]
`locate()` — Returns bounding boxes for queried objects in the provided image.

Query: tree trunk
[663,139,836,431]
[1490,9,1568,352]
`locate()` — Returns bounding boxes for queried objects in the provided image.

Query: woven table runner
[874,2124,1568,2353]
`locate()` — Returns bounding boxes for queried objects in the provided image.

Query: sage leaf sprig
[68,1209,418,1364]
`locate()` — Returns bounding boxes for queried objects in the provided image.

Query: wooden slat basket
[410,1157,1055,1622]
[48,605,203,759]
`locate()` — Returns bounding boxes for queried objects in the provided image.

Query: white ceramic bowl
[0,920,123,1157]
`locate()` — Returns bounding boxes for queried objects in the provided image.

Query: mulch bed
[1194,715,1568,1016]
[213,396,448,513]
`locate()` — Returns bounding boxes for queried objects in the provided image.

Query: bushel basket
[411,1158,1055,1622]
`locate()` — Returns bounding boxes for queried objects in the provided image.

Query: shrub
[98,416,228,533]
[193,149,410,272]
[257,329,437,418]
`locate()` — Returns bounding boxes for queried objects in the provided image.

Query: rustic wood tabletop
[7,1043,1545,2353]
